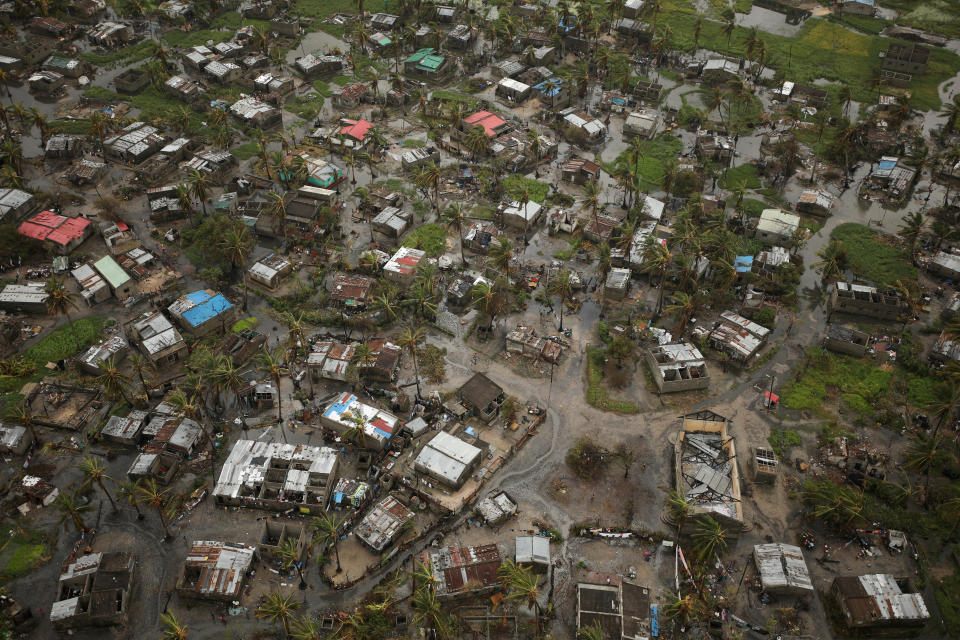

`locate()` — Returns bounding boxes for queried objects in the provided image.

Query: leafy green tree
[45,277,79,350]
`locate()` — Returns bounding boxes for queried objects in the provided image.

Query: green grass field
[402,223,448,257]
[0,526,50,580]
[830,223,917,286]
[606,133,684,192]
[503,175,550,204]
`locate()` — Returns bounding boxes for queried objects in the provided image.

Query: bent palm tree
[78,456,117,513]
[312,512,346,574]
[256,590,302,636]
[160,611,189,640]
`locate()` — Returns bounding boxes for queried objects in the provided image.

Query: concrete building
[561,157,601,184]
[701,57,740,83]
[881,43,929,76]
[457,372,504,423]
[604,268,631,301]
[0,284,49,314]
[129,311,187,365]
[755,209,800,245]
[0,424,31,455]
[383,247,426,288]
[623,109,659,138]
[695,130,735,165]
[708,310,771,362]
[828,281,910,321]
[673,410,744,534]
[372,206,412,238]
[77,335,128,375]
[476,491,517,525]
[113,67,149,93]
[320,392,401,450]
[229,96,281,128]
[92,255,134,300]
[753,447,778,482]
[103,122,167,163]
[839,0,875,15]
[28,70,65,95]
[329,273,375,309]
[824,326,870,357]
[258,521,309,562]
[0,188,36,222]
[50,552,135,630]
[515,536,550,572]
[645,343,709,393]
[18,211,92,255]
[100,411,147,446]
[559,108,607,145]
[248,254,293,289]
[499,200,543,230]
[403,48,452,81]
[213,440,340,514]
[422,544,502,599]
[753,543,813,596]
[168,289,237,337]
[87,21,134,47]
[307,340,355,382]
[577,580,651,639]
[832,574,929,630]
[496,77,531,102]
[354,494,414,552]
[400,146,441,171]
[414,431,483,489]
[176,541,257,602]
[42,56,85,79]
[930,250,960,280]
[796,189,834,216]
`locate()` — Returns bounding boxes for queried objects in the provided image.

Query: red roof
[116,221,129,231]
[341,119,372,141]
[463,111,506,137]
[18,212,90,246]
[370,417,392,434]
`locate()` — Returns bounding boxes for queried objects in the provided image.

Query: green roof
[418,55,445,71]
[375,35,392,45]
[93,255,130,288]
[405,48,436,64]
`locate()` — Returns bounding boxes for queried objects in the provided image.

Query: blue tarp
[334,491,343,504]
[651,604,659,636]
[186,290,212,304]
[182,294,233,328]
[534,78,564,97]
[734,255,754,273]
[324,394,356,419]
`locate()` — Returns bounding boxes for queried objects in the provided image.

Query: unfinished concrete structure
[673,410,744,536]
[576,579,651,640]
[824,326,871,357]
[828,282,910,321]
[832,574,929,630]
[645,343,709,393]
[753,447,778,483]
[213,440,340,514]
[50,552,134,630]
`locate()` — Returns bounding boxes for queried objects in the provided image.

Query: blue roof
[534,78,564,97]
[734,255,754,273]
[186,290,212,304]
[878,158,897,171]
[182,293,233,327]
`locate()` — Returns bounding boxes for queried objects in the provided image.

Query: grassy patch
[402,223,448,257]
[830,223,917,286]
[83,86,120,101]
[553,238,581,260]
[586,347,639,413]
[286,93,325,120]
[471,204,496,220]
[162,28,233,48]
[79,40,157,65]
[130,87,204,131]
[659,5,960,110]
[768,428,802,456]
[331,75,353,86]
[232,317,259,332]
[0,526,50,580]
[740,198,767,218]
[430,90,480,106]
[935,572,960,638]
[312,80,333,97]
[230,141,260,160]
[885,0,960,38]
[401,139,425,148]
[503,174,550,204]
[721,163,761,190]
[780,351,892,416]
[828,13,893,35]
[606,133,683,192]
[49,120,92,135]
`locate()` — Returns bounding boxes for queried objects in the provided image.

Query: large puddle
[736,6,805,37]
[286,31,350,64]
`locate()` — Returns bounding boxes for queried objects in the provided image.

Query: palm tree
[256,590,302,637]
[578,621,605,640]
[116,478,144,520]
[548,270,574,331]
[722,16,735,53]
[665,489,691,534]
[188,170,211,216]
[463,125,488,160]
[499,559,542,635]
[898,211,925,262]
[212,355,246,416]
[663,291,699,335]
[277,538,307,589]
[256,348,287,425]
[471,279,511,333]
[412,585,450,639]
[160,611,189,640]
[488,237,514,274]
[79,456,117,513]
[414,162,444,212]
[692,515,728,565]
[579,181,602,230]
[45,277,79,350]
[343,412,369,448]
[55,489,90,532]
[137,478,173,540]
[939,497,960,541]
[642,242,672,315]
[264,191,289,240]
[289,615,325,640]
[6,401,37,448]
[311,512,346,574]
[941,95,960,132]
[904,434,947,505]
[443,202,467,264]
[397,324,426,398]
[929,386,960,436]
[801,480,865,526]
[96,357,131,405]
[811,240,846,285]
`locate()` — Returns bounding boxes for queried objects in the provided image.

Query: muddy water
[285,31,350,64]
[735,6,805,37]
